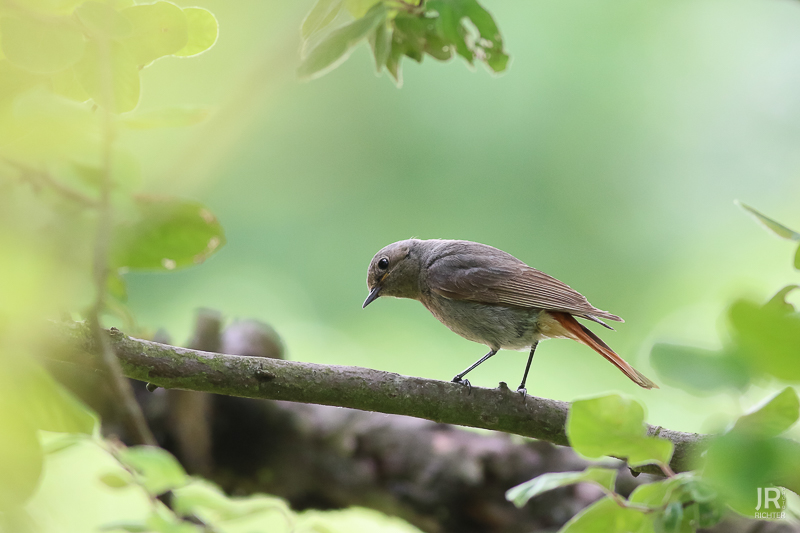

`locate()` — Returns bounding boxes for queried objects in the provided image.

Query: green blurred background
[121,0,800,435]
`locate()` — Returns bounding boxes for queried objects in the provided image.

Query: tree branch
[56,321,709,474]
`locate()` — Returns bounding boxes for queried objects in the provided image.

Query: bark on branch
[56,321,709,474]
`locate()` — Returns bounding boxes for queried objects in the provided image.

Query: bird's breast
[420,294,552,351]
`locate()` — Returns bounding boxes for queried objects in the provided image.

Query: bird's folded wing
[425,250,622,324]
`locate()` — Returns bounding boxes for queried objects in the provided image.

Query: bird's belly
[422,295,548,351]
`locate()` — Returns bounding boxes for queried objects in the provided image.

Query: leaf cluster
[298,0,509,86]
[508,387,800,532]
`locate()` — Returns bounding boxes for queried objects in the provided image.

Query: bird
[362,239,657,392]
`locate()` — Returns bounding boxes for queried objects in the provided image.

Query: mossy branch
[56,321,710,474]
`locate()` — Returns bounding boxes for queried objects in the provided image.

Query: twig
[4,158,99,207]
[55,321,720,475]
[86,33,156,447]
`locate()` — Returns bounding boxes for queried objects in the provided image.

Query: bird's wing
[424,243,622,325]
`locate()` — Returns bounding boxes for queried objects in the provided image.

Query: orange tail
[551,312,658,390]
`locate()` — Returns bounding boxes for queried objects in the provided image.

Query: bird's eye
[378,258,389,270]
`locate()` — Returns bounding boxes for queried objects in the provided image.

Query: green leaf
[344,0,380,19]
[117,446,188,495]
[567,394,674,468]
[121,1,189,66]
[694,500,723,528]
[737,201,800,241]
[560,496,648,533]
[764,285,799,313]
[100,523,150,533]
[301,0,343,40]
[0,15,85,74]
[729,298,800,381]
[298,3,388,80]
[506,467,616,508]
[795,245,800,270]
[368,21,392,73]
[430,1,471,62]
[41,433,86,454]
[173,480,283,521]
[655,501,683,533]
[49,67,91,102]
[121,107,211,129]
[74,40,141,113]
[732,387,799,438]
[111,197,225,271]
[0,409,42,511]
[650,343,751,394]
[173,8,218,57]
[0,360,97,435]
[100,471,133,488]
[75,1,133,39]
[703,431,800,514]
[459,0,509,72]
[629,477,682,507]
[107,271,128,301]
[426,0,509,72]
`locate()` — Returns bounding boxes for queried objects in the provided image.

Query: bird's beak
[362,286,381,308]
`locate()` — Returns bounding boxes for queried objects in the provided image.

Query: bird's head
[363,239,423,308]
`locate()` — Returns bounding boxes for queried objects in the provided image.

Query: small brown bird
[363,239,657,391]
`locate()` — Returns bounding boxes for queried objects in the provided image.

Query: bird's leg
[452,349,498,390]
[517,341,539,397]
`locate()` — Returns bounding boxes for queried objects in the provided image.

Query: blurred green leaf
[427,0,509,72]
[121,1,189,66]
[121,107,211,129]
[20,366,97,434]
[298,3,388,80]
[729,299,800,382]
[703,431,800,515]
[560,496,648,533]
[680,479,718,504]
[107,271,128,302]
[764,285,798,313]
[74,41,141,113]
[655,501,682,533]
[345,0,380,19]
[650,343,751,394]
[49,67,91,102]
[629,476,682,507]
[100,523,150,533]
[111,197,225,271]
[147,503,203,533]
[0,60,40,106]
[0,408,43,510]
[506,467,616,508]
[0,360,97,435]
[431,1,471,62]
[737,201,800,241]
[732,387,799,438]
[41,433,86,454]
[75,1,133,39]
[117,446,188,495]
[173,479,286,521]
[100,471,133,489]
[0,15,85,74]
[173,8,218,57]
[567,394,674,468]
[368,21,392,73]
[301,0,343,40]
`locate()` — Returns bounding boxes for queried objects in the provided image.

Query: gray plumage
[363,239,657,390]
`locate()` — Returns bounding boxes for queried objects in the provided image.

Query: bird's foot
[516,386,528,400]
[452,376,472,394]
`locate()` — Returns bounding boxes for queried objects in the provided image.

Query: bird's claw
[452,376,472,394]
[517,386,528,400]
